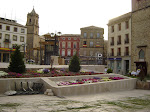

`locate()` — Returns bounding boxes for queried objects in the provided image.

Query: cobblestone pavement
[0,89,150,112]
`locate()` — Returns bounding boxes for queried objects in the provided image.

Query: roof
[80,25,104,30]
[0,17,26,28]
[108,12,131,26]
[61,34,80,37]
[28,7,39,17]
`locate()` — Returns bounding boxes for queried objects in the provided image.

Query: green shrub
[69,53,81,72]
[107,68,113,73]
[8,45,26,73]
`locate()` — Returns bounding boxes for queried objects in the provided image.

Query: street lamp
[50,32,61,56]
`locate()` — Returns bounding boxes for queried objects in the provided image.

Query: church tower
[26,8,39,60]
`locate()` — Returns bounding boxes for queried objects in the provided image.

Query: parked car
[27,59,35,63]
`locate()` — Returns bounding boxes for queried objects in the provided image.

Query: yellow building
[107,13,131,74]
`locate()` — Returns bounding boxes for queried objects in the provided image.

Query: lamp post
[22,43,27,63]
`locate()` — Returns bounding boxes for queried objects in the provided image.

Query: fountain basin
[44,74,137,96]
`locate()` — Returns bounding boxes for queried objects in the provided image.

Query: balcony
[117,41,121,45]
[117,52,121,56]
[124,52,129,56]
[83,44,87,47]
[110,53,114,56]
[4,39,10,43]
[124,39,129,44]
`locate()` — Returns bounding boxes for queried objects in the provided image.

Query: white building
[107,12,131,74]
[0,17,27,63]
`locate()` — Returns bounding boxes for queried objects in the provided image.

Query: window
[125,47,129,56]
[97,33,100,38]
[111,26,114,33]
[83,41,87,45]
[13,35,17,41]
[67,50,71,56]
[6,26,10,31]
[139,49,144,59]
[5,34,10,39]
[29,19,31,23]
[14,27,17,32]
[3,53,9,62]
[21,28,25,33]
[0,43,1,47]
[111,37,114,45]
[73,42,77,48]
[20,36,24,42]
[20,46,24,51]
[117,35,121,45]
[0,24,2,29]
[111,48,114,56]
[83,51,86,56]
[118,23,121,31]
[125,34,129,44]
[90,41,93,47]
[12,44,17,49]
[73,50,76,55]
[68,37,71,40]
[62,38,65,40]
[90,33,93,38]
[62,50,65,56]
[62,42,65,48]
[90,51,93,56]
[4,43,9,48]
[117,61,121,69]
[117,48,121,56]
[84,32,87,38]
[68,42,71,48]
[74,37,77,40]
[125,21,129,29]
[0,33,2,39]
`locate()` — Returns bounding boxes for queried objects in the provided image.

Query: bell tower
[26,8,39,60]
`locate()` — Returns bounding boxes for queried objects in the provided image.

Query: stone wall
[131,7,150,75]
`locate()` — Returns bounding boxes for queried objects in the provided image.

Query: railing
[110,42,114,46]
[117,52,121,56]
[4,39,10,43]
[124,52,129,56]
[124,40,129,44]
[117,41,121,45]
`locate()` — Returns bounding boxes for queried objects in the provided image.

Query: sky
[0,0,131,40]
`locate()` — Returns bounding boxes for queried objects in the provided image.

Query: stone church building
[26,8,39,61]
[131,0,150,75]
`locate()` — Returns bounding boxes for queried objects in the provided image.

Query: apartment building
[0,17,27,63]
[80,26,104,65]
[107,12,131,74]
[59,34,80,64]
[131,0,150,75]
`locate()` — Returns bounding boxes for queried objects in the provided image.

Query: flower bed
[0,68,105,78]
[56,77,124,86]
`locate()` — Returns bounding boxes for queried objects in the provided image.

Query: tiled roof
[80,25,103,29]
[0,17,26,28]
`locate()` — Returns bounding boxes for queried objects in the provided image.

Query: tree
[8,45,26,73]
[69,53,81,72]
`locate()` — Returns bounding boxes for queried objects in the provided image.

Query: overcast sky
[0,0,131,40]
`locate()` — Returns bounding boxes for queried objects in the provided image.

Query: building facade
[131,0,150,75]
[26,8,39,61]
[0,17,27,63]
[59,34,80,64]
[107,13,131,74]
[80,26,104,65]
